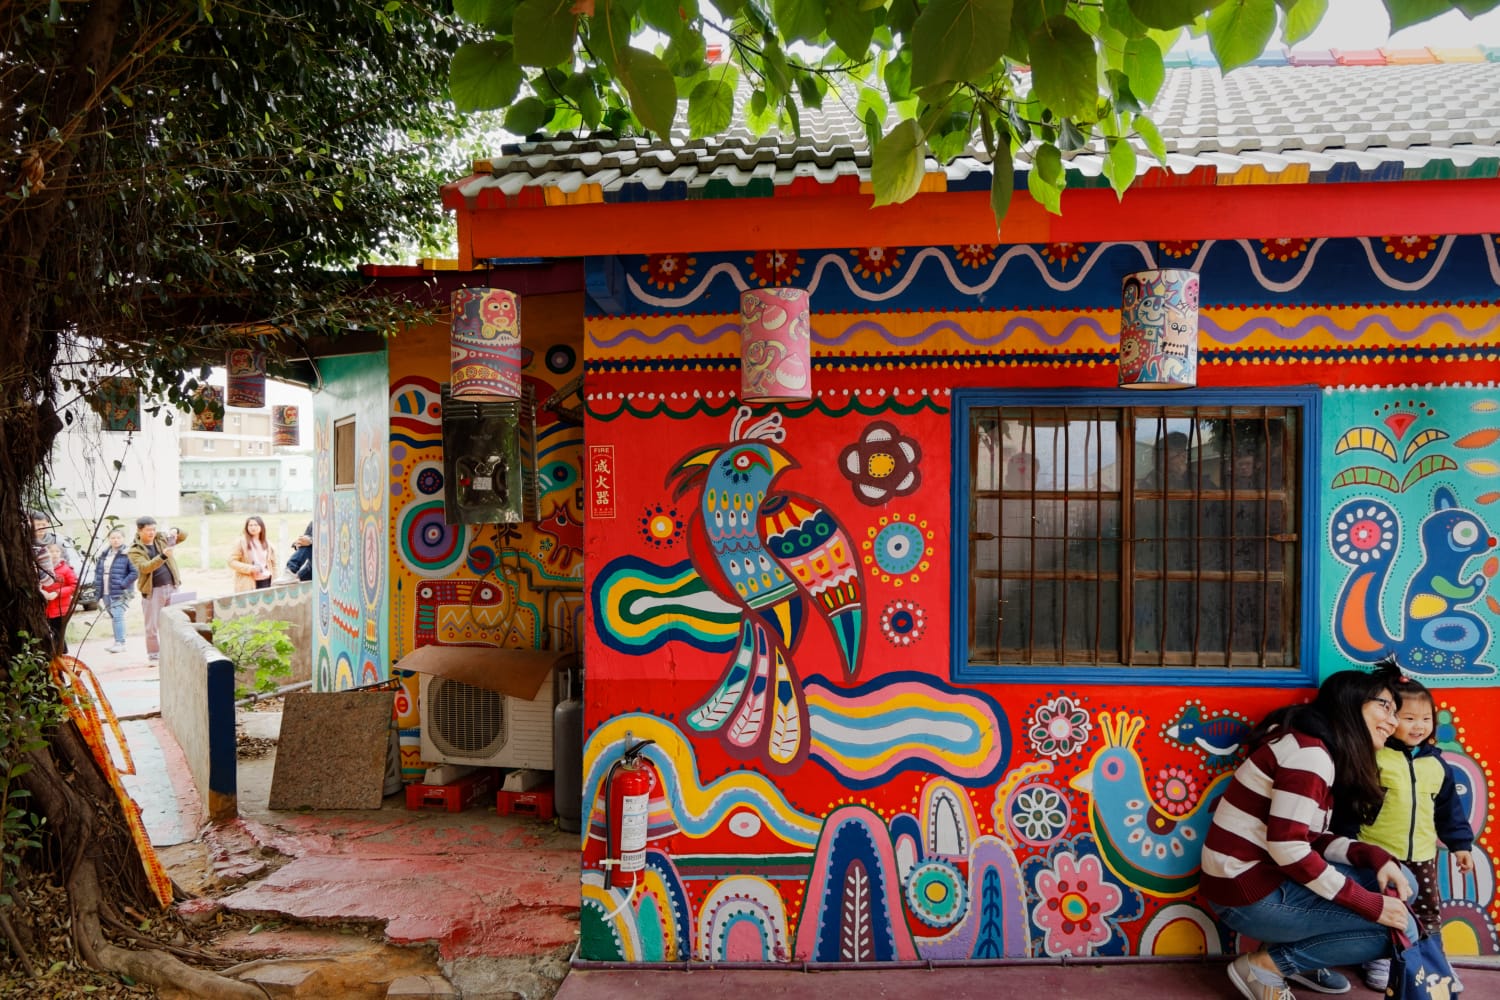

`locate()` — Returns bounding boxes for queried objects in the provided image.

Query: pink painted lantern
[1118,269,1200,390]
[450,287,522,400]
[225,348,267,408]
[740,287,812,403]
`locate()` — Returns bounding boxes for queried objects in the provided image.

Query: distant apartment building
[47,392,183,528]
[180,408,314,512]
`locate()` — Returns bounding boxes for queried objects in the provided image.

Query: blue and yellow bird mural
[667,406,865,773]
[1071,712,1232,898]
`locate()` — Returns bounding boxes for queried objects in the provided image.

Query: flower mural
[641,252,697,290]
[879,599,926,646]
[839,421,922,505]
[850,246,904,282]
[746,249,804,286]
[1157,240,1200,259]
[1042,242,1086,268]
[1382,235,1439,263]
[953,244,997,268]
[1028,696,1093,759]
[1259,237,1310,261]
[1151,766,1201,817]
[1009,784,1070,846]
[1027,839,1132,957]
[1331,503,1396,564]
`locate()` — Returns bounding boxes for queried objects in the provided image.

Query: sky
[1278,0,1500,49]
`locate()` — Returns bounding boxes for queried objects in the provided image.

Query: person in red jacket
[1201,668,1419,1000]
[40,541,78,654]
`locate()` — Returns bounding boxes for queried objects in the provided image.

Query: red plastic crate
[404,770,497,813]
[496,786,555,821]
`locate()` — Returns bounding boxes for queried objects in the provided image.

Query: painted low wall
[158,606,238,823]
[211,579,315,690]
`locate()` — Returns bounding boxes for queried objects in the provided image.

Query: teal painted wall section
[313,351,391,690]
[1318,385,1500,683]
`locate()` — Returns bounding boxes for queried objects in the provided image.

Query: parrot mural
[667,406,866,773]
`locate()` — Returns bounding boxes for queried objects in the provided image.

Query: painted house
[316,55,1500,966]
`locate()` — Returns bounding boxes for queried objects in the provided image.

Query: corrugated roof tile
[451,63,1500,209]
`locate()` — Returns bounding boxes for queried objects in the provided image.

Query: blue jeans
[106,593,128,644]
[1214,863,1417,975]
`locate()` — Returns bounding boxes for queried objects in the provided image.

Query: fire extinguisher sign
[587,444,617,520]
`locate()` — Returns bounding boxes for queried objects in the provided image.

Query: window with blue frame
[952,389,1318,682]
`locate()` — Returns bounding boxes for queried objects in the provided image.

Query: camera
[165,527,179,545]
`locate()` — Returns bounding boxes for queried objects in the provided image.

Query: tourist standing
[228,515,276,591]
[94,527,139,652]
[127,516,186,662]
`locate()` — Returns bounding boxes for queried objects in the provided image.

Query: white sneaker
[106,644,123,653]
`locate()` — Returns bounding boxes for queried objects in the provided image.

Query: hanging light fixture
[225,348,267,408]
[1118,269,1199,390]
[740,287,812,404]
[450,287,522,400]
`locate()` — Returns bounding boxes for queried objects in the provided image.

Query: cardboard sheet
[395,645,577,701]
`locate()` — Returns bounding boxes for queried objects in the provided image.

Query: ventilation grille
[425,677,507,760]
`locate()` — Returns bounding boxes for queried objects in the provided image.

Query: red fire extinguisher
[604,738,656,890]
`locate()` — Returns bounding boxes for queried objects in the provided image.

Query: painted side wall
[577,237,1500,963]
[384,296,585,777]
[312,351,391,691]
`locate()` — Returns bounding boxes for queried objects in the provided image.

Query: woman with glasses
[1200,669,1420,1000]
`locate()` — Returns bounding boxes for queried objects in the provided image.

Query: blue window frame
[950,387,1320,687]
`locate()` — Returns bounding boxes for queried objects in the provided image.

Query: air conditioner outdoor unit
[418,667,561,770]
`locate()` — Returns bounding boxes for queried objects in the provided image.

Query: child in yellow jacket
[1340,666,1474,992]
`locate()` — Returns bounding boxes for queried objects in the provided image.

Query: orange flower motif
[1157,240,1200,259]
[640,253,697,291]
[1258,237,1309,262]
[850,246,904,282]
[1042,242,1086,267]
[745,249,803,286]
[1152,766,1201,817]
[953,244,997,268]
[1381,235,1439,263]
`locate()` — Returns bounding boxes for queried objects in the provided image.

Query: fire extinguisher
[603,738,656,890]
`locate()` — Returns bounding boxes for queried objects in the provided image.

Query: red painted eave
[448,177,1500,260]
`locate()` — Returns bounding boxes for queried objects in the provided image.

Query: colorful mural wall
[383,297,585,777]
[577,237,1500,963]
[312,352,391,692]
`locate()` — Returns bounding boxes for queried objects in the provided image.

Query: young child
[40,542,78,654]
[1354,664,1475,991]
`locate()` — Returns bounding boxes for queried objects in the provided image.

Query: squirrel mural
[1329,486,1497,677]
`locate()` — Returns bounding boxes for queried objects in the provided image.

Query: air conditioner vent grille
[427,678,507,760]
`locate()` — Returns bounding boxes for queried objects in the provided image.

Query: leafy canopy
[448,0,1496,232]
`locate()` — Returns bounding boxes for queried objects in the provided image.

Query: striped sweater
[1200,730,1393,923]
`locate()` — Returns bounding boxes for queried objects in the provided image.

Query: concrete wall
[158,606,237,823]
[211,580,315,690]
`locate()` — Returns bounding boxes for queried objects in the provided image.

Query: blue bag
[1387,915,1460,999]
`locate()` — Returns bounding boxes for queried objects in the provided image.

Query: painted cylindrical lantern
[191,384,224,432]
[93,377,141,432]
[273,405,299,446]
[740,287,812,403]
[450,287,522,400]
[225,348,267,408]
[1118,269,1200,389]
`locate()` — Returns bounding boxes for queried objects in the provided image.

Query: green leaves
[513,0,578,68]
[827,0,876,58]
[1028,16,1097,119]
[450,41,523,112]
[1207,0,1277,71]
[910,0,1014,88]
[1123,37,1165,104]
[1281,0,1328,43]
[774,0,828,44]
[872,119,928,207]
[618,48,678,136]
[687,67,739,136]
[1127,0,1207,29]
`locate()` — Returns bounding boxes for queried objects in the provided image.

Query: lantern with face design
[1119,269,1199,390]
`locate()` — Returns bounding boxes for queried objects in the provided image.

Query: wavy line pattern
[607,237,1498,312]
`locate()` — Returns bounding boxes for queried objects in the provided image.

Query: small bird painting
[1071,711,1232,898]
